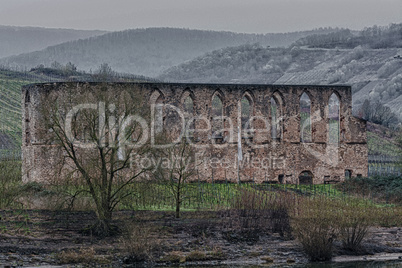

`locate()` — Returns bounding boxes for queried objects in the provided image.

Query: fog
[0,0,401,33]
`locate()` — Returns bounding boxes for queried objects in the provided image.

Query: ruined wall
[22,82,368,184]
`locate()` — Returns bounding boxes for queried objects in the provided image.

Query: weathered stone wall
[22,82,368,184]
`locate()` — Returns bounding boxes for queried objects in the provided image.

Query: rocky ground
[0,210,401,267]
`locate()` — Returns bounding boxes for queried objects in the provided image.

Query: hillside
[0,27,340,77]
[0,67,154,155]
[293,23,402,49]
[159,44,402,119]
[0,25,107,59]
[159,24,402,119]
[367,122,401,157]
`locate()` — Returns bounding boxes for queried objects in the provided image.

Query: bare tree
[397,130,402,165]
[93,63,116,82]
[360,99,398,127]
[153,137,199,218]
[41,84,151,236]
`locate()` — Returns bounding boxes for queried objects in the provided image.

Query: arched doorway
[298,171,314,184]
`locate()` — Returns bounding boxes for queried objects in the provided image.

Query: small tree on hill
[93,63,116,82]
[360,99,398,127]
[397,129,402,166]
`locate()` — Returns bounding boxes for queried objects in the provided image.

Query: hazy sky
[0,0,401,33]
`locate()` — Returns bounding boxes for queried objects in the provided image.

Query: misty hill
[0,27,340,77]
[159,44,402,120]
[0,25,107,59]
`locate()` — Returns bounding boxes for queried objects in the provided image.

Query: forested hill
[293,23,402,49]
[0,25,107,59]
[159,44,402,120]
[0,27,340,77]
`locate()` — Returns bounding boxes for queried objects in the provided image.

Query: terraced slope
[0,72,32,150]
[0,68,156,155]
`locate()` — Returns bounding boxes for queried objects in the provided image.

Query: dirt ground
[0,210,401,267]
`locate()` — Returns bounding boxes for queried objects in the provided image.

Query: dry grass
[57,247,110,265]
[186,250,208,261]
[160,251,186,263]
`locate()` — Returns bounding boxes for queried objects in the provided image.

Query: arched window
[25,90,30,103]
[328,93,340,144]
[300,92,311,143]
[184,96,194,114]
[155,95,163,134]
[183,95,194,137]
[211,94,223,138]
[241,95,252,132]
[150,90,164,134]
[271,97,280,139]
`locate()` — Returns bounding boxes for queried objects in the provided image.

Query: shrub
[292,197,339,261]
[220,188,293,240]
[0,160,22,209]
[121,221,159,263]
[339,176,402,204]
[292,195,380,260]
[338,205,370,253]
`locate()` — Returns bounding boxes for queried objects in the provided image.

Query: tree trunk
[91,197,115,237]
[175,189,181,218]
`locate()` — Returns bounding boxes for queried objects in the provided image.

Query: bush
[121,221,159,263]
[220,188,292,240]
[338,204,370,253]
[339,176,402,204]
[292,196,379,260]
[0,160,22,209]
[292,197,339,261]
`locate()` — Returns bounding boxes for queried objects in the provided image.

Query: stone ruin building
[22,82,368,184]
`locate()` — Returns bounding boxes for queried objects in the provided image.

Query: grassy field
[6,176,400,213]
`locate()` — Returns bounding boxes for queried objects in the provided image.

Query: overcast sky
[0,0,401,33]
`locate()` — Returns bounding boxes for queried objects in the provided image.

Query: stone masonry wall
[22,82,368,184]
